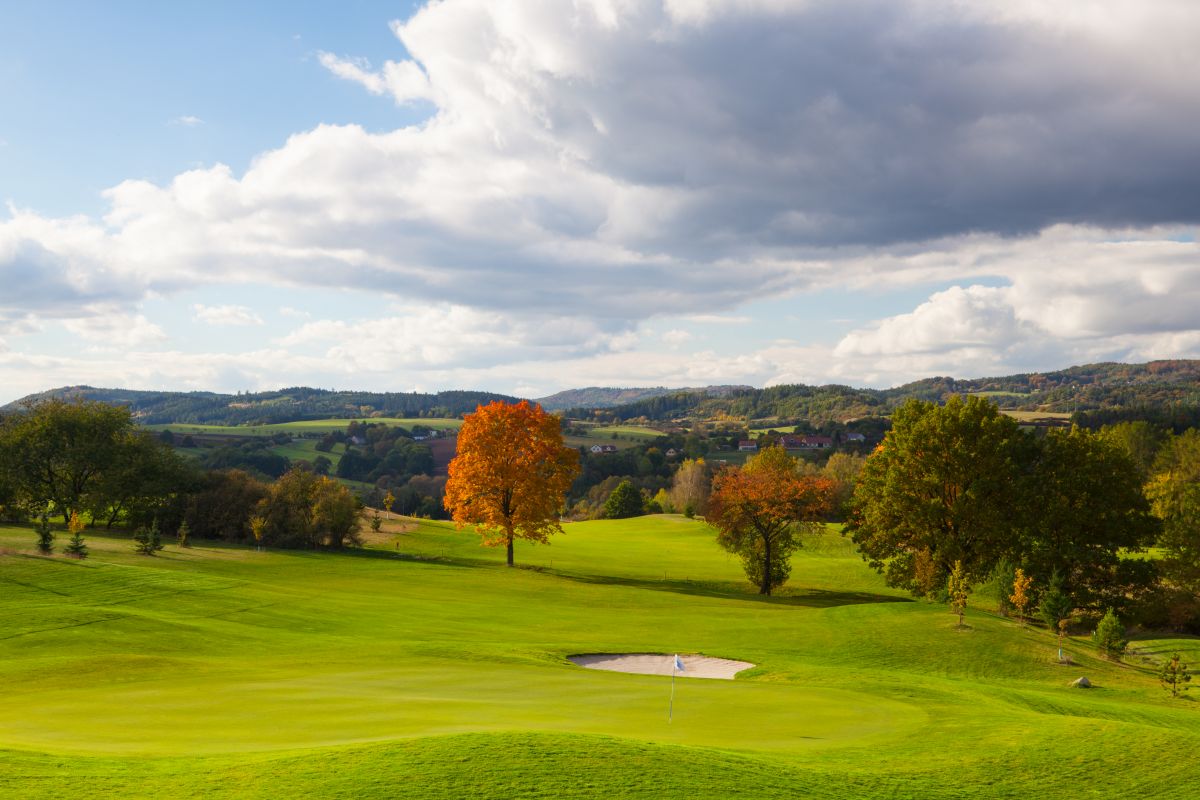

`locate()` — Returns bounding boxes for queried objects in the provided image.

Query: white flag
[674,654,685,672]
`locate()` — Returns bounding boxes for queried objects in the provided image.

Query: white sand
[568,653,754,680]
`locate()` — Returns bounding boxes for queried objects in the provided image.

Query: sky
[1,0,1199,404]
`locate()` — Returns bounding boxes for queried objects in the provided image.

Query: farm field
[144,417,464,437]
[1,517,1198,798]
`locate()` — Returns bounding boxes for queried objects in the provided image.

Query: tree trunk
[506,536,514,567]
[760,535,772,595]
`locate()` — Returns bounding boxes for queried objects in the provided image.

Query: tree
[1095,608,1127,661]
[1145,429,1200,628]
[443,401,579,567]
[185,470,268,542]
[1010,567,1033,625]
[1019,427,1158,613]
[669,458,710,518]
[255,469,362,549]
[383,490,395,519]
[948,560,970,628]
[63,526,88,559]
[820,452,866,520]
[708,446,834,595]
[0,399,135,522]
[35,513,54,555]
[604,480,645,519]
[1038,571,1074,631]
[1160,653,1191,698]
[249,515,266,551]
[133,520,164,555]
[176,520,191,548]
[846,396,1027,595]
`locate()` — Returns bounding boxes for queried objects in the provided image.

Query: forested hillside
[536,384,751,410]
[4,386,520,425]
[590,360,1200,425]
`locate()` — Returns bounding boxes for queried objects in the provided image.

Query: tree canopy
[708,446,834,594]
[443,401,580,566]
[846,396,1027,595]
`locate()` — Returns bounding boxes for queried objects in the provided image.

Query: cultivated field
[1,518,1197,798]
[145,418,465,437]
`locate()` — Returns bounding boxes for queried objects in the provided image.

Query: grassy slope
[1,518,1197,799]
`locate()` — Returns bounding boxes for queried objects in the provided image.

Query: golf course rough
[1,514,1199,799]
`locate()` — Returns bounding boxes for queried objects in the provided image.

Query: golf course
[2,515,1197,798]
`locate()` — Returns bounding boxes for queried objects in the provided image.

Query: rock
[1071,677,1091,688]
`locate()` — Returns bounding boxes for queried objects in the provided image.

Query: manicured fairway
[1,517,1198,798]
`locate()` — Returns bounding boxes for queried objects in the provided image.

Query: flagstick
[669,657,676,723]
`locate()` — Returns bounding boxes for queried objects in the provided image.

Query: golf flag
[674,654,685,672]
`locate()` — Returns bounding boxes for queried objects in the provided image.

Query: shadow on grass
[537,568,912,608]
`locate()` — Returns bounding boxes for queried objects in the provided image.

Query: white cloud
[662,328,692,346]
[170,115,204,127]
[62,309,167,349]
[192,304,265,327]
[278,306,311,319]
[318,52,432,103]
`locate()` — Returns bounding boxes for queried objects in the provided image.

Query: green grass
[145,418,464,437]
[1002,410,1073,422]
[2,516,1198,798]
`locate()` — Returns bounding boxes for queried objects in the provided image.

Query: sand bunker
[568,653,754,680]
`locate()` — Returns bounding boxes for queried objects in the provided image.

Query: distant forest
[3,387,520,426]
[11,360,1200,428]
[574,360,1200,427]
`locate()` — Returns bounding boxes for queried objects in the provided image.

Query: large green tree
[1019,427,1157,613]
[1145,429,1200,627]
[603,480,645,519]
[0,399,137,521]
[256,468,362,549]
[846,396,1028,595]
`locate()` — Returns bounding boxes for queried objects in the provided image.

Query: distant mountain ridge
[3,386,521,426]
[534,385,751,410]
[9,360,1200,427]
[591,360,1200,425]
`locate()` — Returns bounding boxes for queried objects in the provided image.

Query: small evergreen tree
[133,520,164,556]
[1095,608,1127,660]
[948,560,970,628]
[1160,653,1191,698]
[370,511,383,532]
[177,520,191,548]
[35,514,54,555]
[64,529,89,559]
[1038,572,1073,630]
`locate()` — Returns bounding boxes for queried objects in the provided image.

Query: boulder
[1071,677,1091,689]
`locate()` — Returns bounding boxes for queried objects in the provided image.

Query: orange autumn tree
[709,445,834,595]
[443,400,580,567]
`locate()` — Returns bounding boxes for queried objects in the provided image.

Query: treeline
[581,360,1200,425]
[5,386,521,426]
[848,397,1200,632]
[0,400,361,551]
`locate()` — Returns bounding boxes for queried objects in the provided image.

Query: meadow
[1,516,1198,798]
[145,418,465,437]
